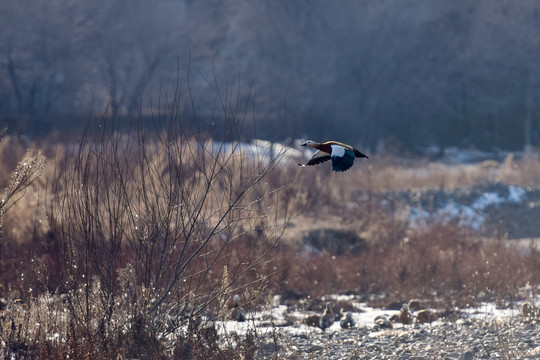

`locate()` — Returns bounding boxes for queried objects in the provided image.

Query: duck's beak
[301,142,307,146]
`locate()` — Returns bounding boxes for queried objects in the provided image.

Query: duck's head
[301,140,318,148]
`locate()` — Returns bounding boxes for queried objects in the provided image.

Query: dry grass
[1,126,540,358]
[301,151,540,196]
[274,222,539,307]
[0,289,266,359]
[274,151,540,308]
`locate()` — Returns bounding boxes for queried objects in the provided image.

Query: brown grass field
[1,122,539,358]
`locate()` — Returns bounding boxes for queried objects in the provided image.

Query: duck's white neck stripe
[330,144,346,157]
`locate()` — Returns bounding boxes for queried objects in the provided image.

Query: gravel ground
[257,318,539,359]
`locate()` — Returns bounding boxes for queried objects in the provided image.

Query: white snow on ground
[439,147,514,164]
[404,202,486,231]
[508,185,526,202]
[211,296,539,339]
[463,302,519,321]
[471,192,505,210]
[441,200,486,229]
[404,184,530,231]
[211,139,303,166]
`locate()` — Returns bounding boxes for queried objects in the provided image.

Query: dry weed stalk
[0,128,46,242]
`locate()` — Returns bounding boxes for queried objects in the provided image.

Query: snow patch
[508,185,526,202]
[211,139,304,166]
[472,192,505,210]
[401,184,531,231]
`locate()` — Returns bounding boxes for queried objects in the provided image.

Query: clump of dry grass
[0,132,32,187]
[0,132,46,243]
[0,285,267,359]
[274,219,539,308]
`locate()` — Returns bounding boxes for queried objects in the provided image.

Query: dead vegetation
[1,119,540,357]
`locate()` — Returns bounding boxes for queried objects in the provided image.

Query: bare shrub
[33,71,296,356]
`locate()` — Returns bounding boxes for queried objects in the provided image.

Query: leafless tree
[3,0,540,150]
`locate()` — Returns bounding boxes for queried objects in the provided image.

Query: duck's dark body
[299,140,368,172]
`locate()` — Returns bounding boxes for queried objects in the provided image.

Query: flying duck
[298,140,368,172]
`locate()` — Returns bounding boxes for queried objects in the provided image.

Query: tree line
[1,0,540,152]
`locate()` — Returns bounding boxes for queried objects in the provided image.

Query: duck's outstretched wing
[298,150,331,167]
[331,149,355,172]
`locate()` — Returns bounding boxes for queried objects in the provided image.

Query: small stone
[303,314,321,327]
[458,351,474,360]
[367,344,381,351]
[398,304,413,324]
[521,301,536,318]
[306,345,323,353]
[374,315,393,329]
[416,309,436,324]
[445,352,460,359]
[456,318,471,326]
[262,341,276,353]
